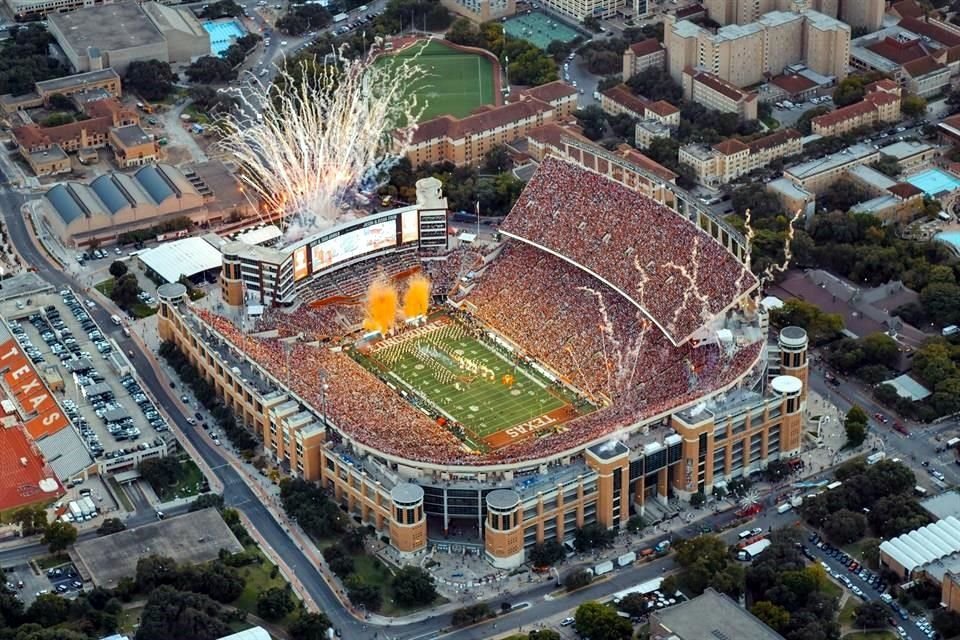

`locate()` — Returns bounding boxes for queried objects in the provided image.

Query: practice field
[377,39,496,122]
[352,315,587,450]
[503,12,583,50]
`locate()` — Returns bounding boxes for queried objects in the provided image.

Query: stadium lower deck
[348,312,596,451]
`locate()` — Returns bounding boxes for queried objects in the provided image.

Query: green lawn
[839,598,858,626]
[351,554,448,616]
[232,549,299,624]
[95,278,115,297]
[843,632,897,640]
[376,39,496,122]
[351,314,581,447]
[822,577,843,599]
[152,457,205,502]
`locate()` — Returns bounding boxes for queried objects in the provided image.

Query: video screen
[293,246,309,281]
[401,209,419,244]
[311,220,397,271]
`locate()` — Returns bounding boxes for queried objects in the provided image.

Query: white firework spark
[216,41,428,242]
[760,208,803,287]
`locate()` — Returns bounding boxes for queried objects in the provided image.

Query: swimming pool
[906,168,960,197]
[936,230,960,255]
[203,19,247,57]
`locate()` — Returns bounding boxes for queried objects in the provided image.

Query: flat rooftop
[35,68,121,94]
[652,588,784,639]
[49,3,165,52]
[72,508,243,588]
[785,143,877,180]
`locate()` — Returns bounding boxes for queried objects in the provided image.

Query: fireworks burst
[216,41,428,242]
[760,208,803,287]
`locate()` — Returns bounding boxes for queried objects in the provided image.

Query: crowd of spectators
[191,242,763,466]
[256,304,359,342]
[499,157,758,344]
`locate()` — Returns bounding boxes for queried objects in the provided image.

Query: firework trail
[663,235,714,335]
[760,208,803,287]
[577,286,649,399]
[742,208,755,272]
[216,41,428,242]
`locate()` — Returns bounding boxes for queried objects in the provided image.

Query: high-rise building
[665,8,849,87]
[839,0,884,33]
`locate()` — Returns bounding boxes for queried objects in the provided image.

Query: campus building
[599,85,680,126]
[810,79,901,137]
[108,125,160,169]
[665,9,849,88]
[39,162,246,247]
[0,69,122,115]
[681,69,758,121]
[48,1,209,74]
[439,0,514,23]
[783,143,879,194]
[12,97,139,176]
[622,38,665,79]
[398,90,570,167]
[679,129,802,186]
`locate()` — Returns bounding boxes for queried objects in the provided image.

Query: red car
[894,422,910,435]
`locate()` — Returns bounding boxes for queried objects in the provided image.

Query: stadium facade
[157,149,809,569]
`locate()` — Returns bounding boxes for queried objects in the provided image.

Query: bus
[826,481,842,490]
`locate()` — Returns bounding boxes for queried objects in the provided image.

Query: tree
[832,76,866,106]
[445,17,484,48]
[0,25,69,96]
[96,518,126,536]
[109,260,128,278]
[844,405,869,448]
[618,592,647,617]
[26,593,70,626]
[201,0,243,18]
[854,601,889,629]
[125,60,177,101]
[41,113,74,127]
[528,630,561,640]
[901,94,928,119]
[626,66,682,103]
[770,299,844,346]
[529,540,565,566]
[185,56,236,84]
[574,105,607,140]
[289,612,332,640]
[256,587,295,620]
[796,106,831,135]
[341,527,367,553]
[482,145,512,174]
[41,521,77,552]
[582,16,601,32]
[870,154,902,178]
[322,545,354,578]
[136,585,230,640]
[823,509,867,544]
[564,568,592,591]
[392,566,436,606]
[139,457,182,492]
[934,609,960,638]
[751,601,790,632]
[574,601,632,640]
[110,273,142,310]
[690,491,706,507]
[345,576,381,611]
[190,494,225,512]
[573,523,615,551]
[626,514,645,533]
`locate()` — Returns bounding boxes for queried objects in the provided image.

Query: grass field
[352,314,584,449]
[377,39,496,122]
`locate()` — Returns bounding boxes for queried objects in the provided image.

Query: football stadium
[159,148,810,567]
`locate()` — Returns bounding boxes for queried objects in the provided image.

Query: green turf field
[378,39,496,122]
[351,316,573,446]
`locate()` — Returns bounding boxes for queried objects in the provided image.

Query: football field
[351,315,584,450]
[377,39,496,122]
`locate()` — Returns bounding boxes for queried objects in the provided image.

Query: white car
[280,40,288,46]
[560,617,575,627]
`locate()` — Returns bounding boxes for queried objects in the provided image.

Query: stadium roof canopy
[139,237,223,284]
[880,516,960,574]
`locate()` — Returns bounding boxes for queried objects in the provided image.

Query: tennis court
[503,11,583,50]
[378,39,497,122]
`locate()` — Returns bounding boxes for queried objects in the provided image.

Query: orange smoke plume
[362,280,398,335]
[403,275,431,319]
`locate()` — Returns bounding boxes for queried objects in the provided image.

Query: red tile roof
[645,100,679,117]
[867,37,930,64]
[812,100,877,128]
[520,80,578,103]
[891,0,924,19]
[628,38,664,57]
[684,68,752,103]
[601,84,650,117]
[526,122,590,149]
[866,91,902,108]
[771,74,817,95]
[866,78,899,93]
[902,55,947,78]
[407,98,553,144]
[713,138,749,155]
[747,128,801,153]
[888,182,923,199]
[899,16,960,47]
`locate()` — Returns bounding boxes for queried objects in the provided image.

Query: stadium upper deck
[498,157,759,345]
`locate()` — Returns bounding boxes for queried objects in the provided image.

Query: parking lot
[3,561,84,607]
[804,531,936,640]
[6,290,168,460]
